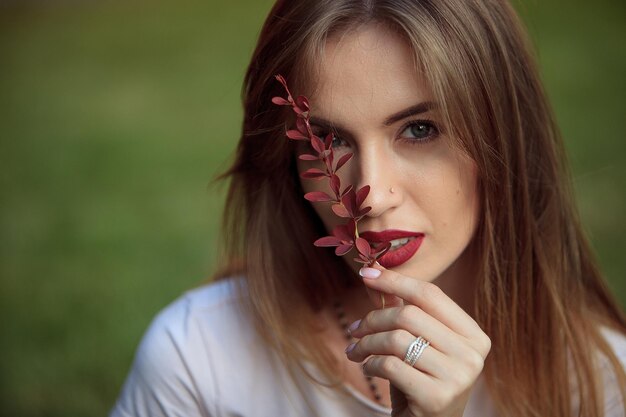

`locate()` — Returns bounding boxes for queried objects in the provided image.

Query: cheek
[448,163,479,238]
[425,157,479,236]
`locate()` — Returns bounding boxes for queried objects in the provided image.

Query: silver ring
[403,336,430,367]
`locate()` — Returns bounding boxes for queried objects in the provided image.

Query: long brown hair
[216,0,626,415]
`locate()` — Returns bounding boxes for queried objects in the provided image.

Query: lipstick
[359,229,424,268]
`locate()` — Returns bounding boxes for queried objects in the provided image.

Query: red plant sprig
[272,75,391,266]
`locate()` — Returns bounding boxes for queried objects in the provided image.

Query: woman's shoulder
[110,277,254,417]
[601,326,626,361]
[134,276,254,365]
[154,277,246,327]
[597,325,626,416]
[141,277,250,350]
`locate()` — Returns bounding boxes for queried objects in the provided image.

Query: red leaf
[329,174,340,196]
[296,95,310,112]
[325,148,334,170]
[275,74,288,88]
[296,118,308,134]
[353,257,369,264]
[324,132,333,149]
[274,75,293,101]
[272,96,291,106]
[335,244,353,256]
[335,152,353,171]
[341,184,354,197]
[298,154,318,161]
[314,236,342,247]
[356,185,370,208]
[331,204,350,218]
[355,237,371,258]
[286,129,308,140]
[332,223,353,242]
[311,135,325,154]
[357,206,372,217]
[304,191,333,202]
[341,189,357,217]
[293,106,308,116]
[300,169,327,179]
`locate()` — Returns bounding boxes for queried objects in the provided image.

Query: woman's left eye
[400,120,439,143]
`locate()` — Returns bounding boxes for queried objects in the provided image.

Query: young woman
[111,1,626,416]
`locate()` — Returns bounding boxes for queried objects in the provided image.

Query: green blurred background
[0,0,624,415]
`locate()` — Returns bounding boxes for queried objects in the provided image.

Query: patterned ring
[403,336,430,367]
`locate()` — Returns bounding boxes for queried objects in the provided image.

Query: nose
[351,145,402,218]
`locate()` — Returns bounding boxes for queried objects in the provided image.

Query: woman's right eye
[311,126,349,149]
[329,133,348,149]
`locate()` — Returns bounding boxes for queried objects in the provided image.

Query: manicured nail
[347,319,361,335]
[359,267,381,279]
[345,343,356,354]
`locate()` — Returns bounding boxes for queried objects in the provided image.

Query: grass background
[0,0,624,415]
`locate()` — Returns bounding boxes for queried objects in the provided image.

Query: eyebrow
[308,101,438,134]
[383,101,438,126]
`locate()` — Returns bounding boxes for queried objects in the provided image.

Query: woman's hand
[345,266,491,417]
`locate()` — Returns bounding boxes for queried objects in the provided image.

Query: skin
[298,24,491,416]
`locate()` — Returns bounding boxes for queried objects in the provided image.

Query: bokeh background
[1,0,624,415]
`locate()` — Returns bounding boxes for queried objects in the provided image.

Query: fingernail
[345,343,356,354]
[359,267,381,279]
[347,319,361,335]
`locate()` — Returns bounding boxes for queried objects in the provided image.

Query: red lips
[359,229,425,268]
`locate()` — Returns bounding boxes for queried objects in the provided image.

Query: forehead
[305,23,434,120]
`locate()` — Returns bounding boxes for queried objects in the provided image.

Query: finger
[362,355,439,404]
[364,286,403,310]
[347,330,449,378]
[349,305,462,356]
[360,266,483,341]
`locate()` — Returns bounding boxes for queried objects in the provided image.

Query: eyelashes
[397,119,440,145]
[329,133,347,149]
[312,119,440,149]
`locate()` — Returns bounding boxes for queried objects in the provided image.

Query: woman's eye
[329,133,347,149]
[310,127,348,149]
[400,121,439,143]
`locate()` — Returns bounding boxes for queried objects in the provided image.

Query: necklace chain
[332,300,382,404]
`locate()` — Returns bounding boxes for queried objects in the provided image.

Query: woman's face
[298,24,479,286]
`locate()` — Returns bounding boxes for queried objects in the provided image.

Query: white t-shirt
[110,278,626,417]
